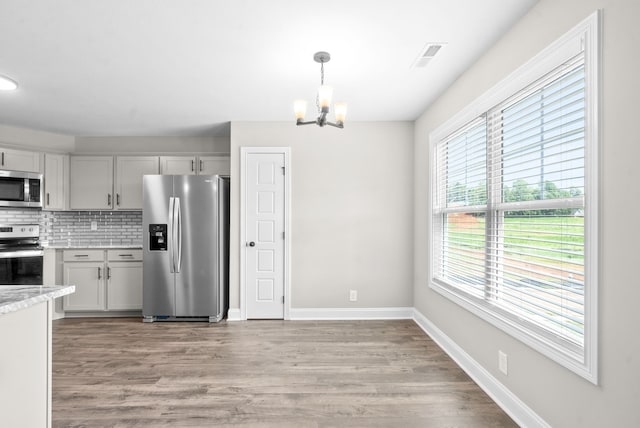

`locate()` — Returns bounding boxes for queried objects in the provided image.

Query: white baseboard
[412,308,549,428]
[226,308,243,321]
[289,307,413,320]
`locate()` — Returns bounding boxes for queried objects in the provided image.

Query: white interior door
[244,152,286,319]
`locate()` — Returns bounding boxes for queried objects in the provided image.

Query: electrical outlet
[91,221,98,231]
[498,350,508,375]
[349,290,358,302]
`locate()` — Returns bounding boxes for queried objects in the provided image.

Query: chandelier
[294,51,347,128]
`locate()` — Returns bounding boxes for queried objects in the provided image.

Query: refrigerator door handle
[168,196,175,273]
[175,197,182,273]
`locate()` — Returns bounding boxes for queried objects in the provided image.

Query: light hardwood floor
[52,318,516,427]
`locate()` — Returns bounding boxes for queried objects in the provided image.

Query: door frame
[240,147,291,320]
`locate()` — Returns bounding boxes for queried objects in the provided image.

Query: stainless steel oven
[0,224,43,285]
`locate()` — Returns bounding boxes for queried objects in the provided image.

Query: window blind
[433,53,586,353]
[489,55,585,348]
[433,119,487,299]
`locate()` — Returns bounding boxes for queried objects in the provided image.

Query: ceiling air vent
[411,43,445,68]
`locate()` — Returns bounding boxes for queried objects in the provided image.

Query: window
[429,12,599,382]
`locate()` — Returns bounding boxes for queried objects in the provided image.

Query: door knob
[248,241,255,247]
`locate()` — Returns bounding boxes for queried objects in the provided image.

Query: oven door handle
[0,250,44,258]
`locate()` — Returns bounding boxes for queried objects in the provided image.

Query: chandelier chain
[316,61,326,113]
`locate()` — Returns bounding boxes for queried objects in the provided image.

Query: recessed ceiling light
[0,74,18,91]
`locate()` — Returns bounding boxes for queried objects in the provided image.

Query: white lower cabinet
[62,249,143,312]
[63,260,105,311]
[106,250,143,310]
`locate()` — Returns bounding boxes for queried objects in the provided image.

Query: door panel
[116,156,159,209]
[246,153,285,319]
[198,155,230,175]
[69,156,113,209]
[174,175,220,317]
[63,262,105,311]
[142,175,174,317]
[107,261,143,310]
[159,156,197,175]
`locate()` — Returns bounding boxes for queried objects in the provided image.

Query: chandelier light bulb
[334,102,347,123]
[317,85,333,110]
[294,100,307,120]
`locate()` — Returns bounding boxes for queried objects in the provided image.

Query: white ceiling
[0,0,538,137]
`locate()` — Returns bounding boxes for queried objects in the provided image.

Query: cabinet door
[107,261,143,310]
[160,156,196,175]
[115,156,159,210]
[62,262,106,311]
[0,147,41,173]
[69,156,113,209]
[43,153,68,210]
[198,155,230,175]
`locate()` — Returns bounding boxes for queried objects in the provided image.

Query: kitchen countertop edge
[0,285,75,316]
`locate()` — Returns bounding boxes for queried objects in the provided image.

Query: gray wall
[0,124,231,155]
[74,136,230,154]
[230,122,414,310]
[0,124,74,152]
[413,0,640,426]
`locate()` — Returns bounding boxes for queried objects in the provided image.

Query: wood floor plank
[52,318,516,427]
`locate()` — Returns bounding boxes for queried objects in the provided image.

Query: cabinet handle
[191,160,195,172]
[118,254,133,257]
[1,152,4,166]
[74,254,89,258]
[98,267,102,279]
[200,159,203,172]
[46,193,50,206]
[107,194,112,206]
[117,193,120,206]
[107,267,111,279]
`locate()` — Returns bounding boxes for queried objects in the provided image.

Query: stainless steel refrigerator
[142,175,229,322]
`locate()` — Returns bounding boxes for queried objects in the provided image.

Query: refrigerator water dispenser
[149,224,167,251]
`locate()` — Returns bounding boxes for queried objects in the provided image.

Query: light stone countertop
[0,285,75,316]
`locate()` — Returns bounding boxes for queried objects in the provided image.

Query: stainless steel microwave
[0,170,43,208]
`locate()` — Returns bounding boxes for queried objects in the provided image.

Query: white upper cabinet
[70,156,114,210]
[115,156,159,210]
[0,147,41,173]
[160,156,197,175]
[43,153,68,210]
[160,155,229,176]
[198,155,230,175]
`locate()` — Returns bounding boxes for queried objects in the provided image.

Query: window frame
[428,11,600,383]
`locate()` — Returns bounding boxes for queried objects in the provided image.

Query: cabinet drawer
[107,249,143,261]
[63,250,104,262]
